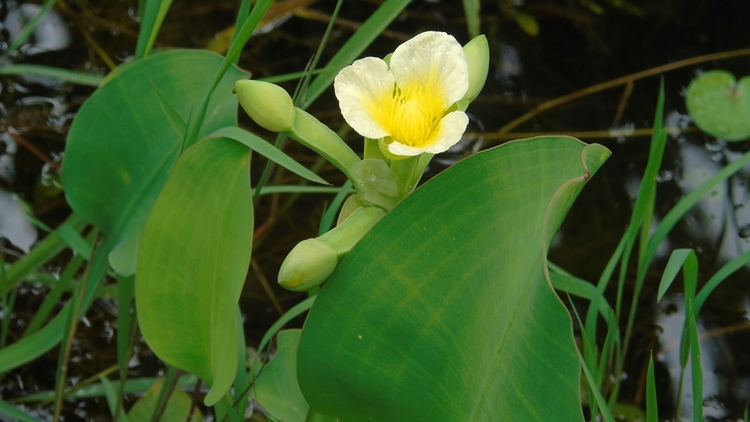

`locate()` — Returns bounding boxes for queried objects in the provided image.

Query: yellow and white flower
[334,31,470,157]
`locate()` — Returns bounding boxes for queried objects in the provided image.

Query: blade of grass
[229,0,253,52]
[0,400,41,422]
[12,374,200,402]
[646,353,658,422]
[2,213,87,294]
[301,0,411,109]
[462,0,481,38]
[318,181,354,234]
[183,0,273,150]
[694,248,750,313]
[0,65,103,86]
[568,295,602,421]
[641,148,750,297]
[256,185,352,196]
[0,233,108,373]
[134,0,174,59]
[115,274,136,419]
[687,299,703,422]
[617,80,667,393]
[205,126,328,185]
[258,66,335,84]
[151,366,181,422]
[578,348,616,422]
[656,249,697,367]
[547,268,615,319]
[251,0,344,203]
[2,0,56,58]
[232,307,250,417]
[100,376,131,422]
[24,231,91,336]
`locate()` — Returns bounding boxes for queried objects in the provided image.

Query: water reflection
[0,189,37,253]
[2,2,71,56]
[656,292,750,421]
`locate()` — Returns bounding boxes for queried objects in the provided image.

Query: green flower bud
[278,238,338,292]
[235,80,296,132]
[461,35,490,104]
[278,206,386,291]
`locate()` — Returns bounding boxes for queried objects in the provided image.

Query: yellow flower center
[368,81,448,148]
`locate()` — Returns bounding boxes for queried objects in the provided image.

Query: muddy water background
[1,0,750,420]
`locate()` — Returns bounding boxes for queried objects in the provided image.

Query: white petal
[423,111,469,154]
[390,31,469,106]
[387,140,424,157]
[334,57,393,139]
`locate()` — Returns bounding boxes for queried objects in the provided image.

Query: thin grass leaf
[257,296,316,357]
[230,0,253,51]
[14,375,200,402]
[301,0,411,109]
[0,235,108,373]
[183,0,273,149]
[646,353,658,422]
[258,67,333,84]
[548,268,615,319]
[318,181,354,234]
[24,238,89,335]
[134,0,174,59]
[621,80,667,350]
[3,0,56,57]
[232,307,249,417]
[99,376,130,422]
[0,65,103,86]
[642,147,750,287]
[205,126,328,185]
[694,248,750,313]
[116,274,135,418]
[569,296,602,420]
[256,185,352,196]
[687,300,703,422]
[578,349,616,422]
[657,249,698,301]
[2,213,87,294]
[57,223,92,260]
[298,0,344,105]
[462,0,481,38]
[0,400,41,422]
[584,233,627,349]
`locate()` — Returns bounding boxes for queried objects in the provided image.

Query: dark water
[1,0,750,420]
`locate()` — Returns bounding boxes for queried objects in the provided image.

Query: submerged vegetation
[0,1,749,421]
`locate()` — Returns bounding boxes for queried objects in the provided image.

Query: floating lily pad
[686,70,750,141]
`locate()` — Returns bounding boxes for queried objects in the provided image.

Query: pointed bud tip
[235,80,296,132]
[278,238,338,291]
[462,35,490,103]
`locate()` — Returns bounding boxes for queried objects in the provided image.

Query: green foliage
[297,137,610,421]
[127,379,203,421]
[135,138,253,405]
[251,330,309,422]
[686,70,750,141]
[61,50,246,276]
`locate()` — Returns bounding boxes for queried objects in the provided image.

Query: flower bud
[235,80,296,132]
[278,206,386,291]
[461,35,490,104]
[278,238,338,292]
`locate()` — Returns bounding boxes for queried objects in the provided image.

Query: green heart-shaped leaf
[297,136,610,421]
[686,70,750,141]
[61,49,246,275]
